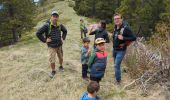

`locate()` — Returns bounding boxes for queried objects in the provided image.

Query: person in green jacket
[80,18,88,39]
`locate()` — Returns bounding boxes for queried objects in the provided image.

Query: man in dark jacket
[112,13,136,83]
[36,11,67,78]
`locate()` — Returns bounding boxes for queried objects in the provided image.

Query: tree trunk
[8,4,18,43]
[92,0,96,17]
[12,28,18,43]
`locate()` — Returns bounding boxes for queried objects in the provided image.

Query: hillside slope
[0,1,166,100]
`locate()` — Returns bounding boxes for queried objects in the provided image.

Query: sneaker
[59,66,64,72]
[49,71,56,78]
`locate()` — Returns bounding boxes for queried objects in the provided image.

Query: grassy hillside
[0,1,166,100]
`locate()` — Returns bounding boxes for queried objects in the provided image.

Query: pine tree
[0,0,36,46]
[116,0,164,38]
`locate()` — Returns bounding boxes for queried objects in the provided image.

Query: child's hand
[88,48,90,52]
[86,48,91,57]
[88,48,91,53]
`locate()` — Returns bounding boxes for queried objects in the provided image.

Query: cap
[95,38,105,44]
[51,11,59,16]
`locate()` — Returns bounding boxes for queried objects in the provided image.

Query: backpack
[119,21,134,46]
[83,27,88,34]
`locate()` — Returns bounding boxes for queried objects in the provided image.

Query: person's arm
[89,29,97,35]
[123,28,136,41]
[85,48,90,57]
[36,24,48,43]
[88,51,96,68]
[104,31,110,43]
[81,48,86,59]
[60,24,67,40]
[81,48,90,58]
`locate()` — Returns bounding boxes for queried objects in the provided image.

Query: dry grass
[0,1,167,100]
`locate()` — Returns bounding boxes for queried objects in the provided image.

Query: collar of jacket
[114,24,124,30]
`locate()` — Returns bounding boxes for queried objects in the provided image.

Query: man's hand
[118,35,124,40]
[46,38,52,43]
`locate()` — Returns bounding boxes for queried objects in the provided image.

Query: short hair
[113,13,123,19]
[87,81,100,94]
[83,37,90,43]
[100,20,106,29]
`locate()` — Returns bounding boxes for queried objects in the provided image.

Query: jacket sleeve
[36,24,48,43]
[60,24,67,40]
[123,28,136,41]
[89,29,97,35]
[81,48,87,59]
[88,51,96,68]
[104,31,110,43]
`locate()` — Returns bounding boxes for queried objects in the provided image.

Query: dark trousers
[90,76,101,83]
[81,30,86,39]
[82,64,88,78]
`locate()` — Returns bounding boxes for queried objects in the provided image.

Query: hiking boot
[59,66,64,72]
[49,71,56,78]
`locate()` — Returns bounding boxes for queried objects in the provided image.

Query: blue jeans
[113,49,126,81]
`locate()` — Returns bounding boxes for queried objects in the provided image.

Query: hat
[51,11,59,16]
[95,38,105,44]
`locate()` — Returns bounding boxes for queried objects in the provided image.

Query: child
[80,81,100,100]
[88,38,108,83]
[81,37,91,80]
[80,18,88,39]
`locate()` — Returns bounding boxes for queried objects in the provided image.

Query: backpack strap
[120,27,125,35]
[47,20,61,37]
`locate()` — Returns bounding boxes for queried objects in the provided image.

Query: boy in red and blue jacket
[88,38,108,83]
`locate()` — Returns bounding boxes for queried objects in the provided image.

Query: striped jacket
[36,22,67,48]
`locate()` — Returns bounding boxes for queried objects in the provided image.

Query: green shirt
[80,22,86,30]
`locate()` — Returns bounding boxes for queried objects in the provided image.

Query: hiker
[112,13,136,83]
[36,11,67,78]
[80,18,88,39]
[80,37,91,81]
[89,20,110,47]
[88,38,108,83]
[80,81,100,100]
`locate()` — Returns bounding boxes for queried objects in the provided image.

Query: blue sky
[34,0,40,2]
